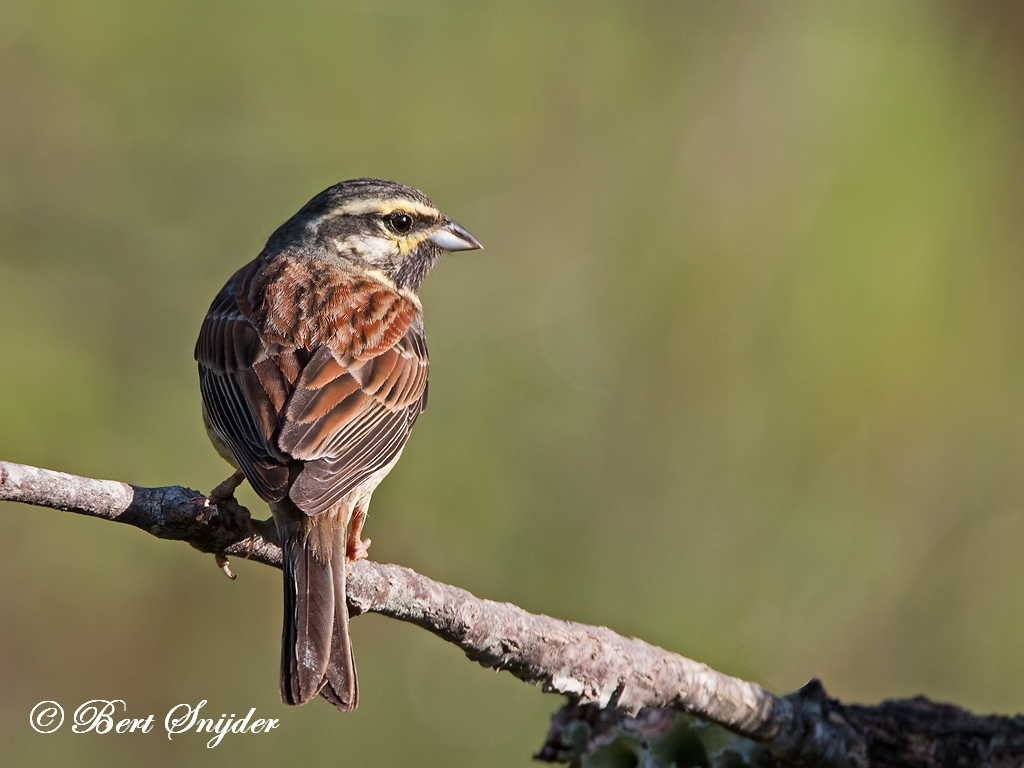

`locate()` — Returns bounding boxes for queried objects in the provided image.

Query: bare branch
[0,460,282,565]
[2,459,1022,768]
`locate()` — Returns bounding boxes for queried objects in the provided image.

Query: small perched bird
[195,178,481,710]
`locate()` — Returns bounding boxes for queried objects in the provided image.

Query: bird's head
[266,178,482,291]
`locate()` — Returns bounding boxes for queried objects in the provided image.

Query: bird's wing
[279,324,429,515]
[196,270,293,501]
[195,262,429,513]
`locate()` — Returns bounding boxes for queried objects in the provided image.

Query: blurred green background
[3,0,1024,765]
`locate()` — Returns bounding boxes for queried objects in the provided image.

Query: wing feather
[279,331,428,514]
[196,262,428,515]
[199,363,289,500]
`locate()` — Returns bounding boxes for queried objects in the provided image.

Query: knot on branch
[109,484,282,566]
[536,700,771,767]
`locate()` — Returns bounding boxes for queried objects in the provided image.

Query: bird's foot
[209,470,247,509]
[206,470,253,532]
[203,471,255,579]
[345,508,370,567]
[346,536,371,564]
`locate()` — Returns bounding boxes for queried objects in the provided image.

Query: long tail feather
[277,517,334,706]
[319,525,358,710]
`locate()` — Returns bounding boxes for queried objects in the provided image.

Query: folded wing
[195,261,429,515]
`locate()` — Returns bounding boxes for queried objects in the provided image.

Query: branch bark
[1,459,1020,768]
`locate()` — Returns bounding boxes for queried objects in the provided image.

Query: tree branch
[1,459,1020,768]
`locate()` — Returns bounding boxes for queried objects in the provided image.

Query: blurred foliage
[4,0,1024,766]
[538,705,770,768]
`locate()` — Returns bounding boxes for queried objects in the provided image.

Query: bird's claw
[215,553,236,580]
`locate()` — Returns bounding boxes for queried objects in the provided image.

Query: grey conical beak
[428,218,482,251]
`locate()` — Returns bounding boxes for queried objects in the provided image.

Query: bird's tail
[320,524,358,710]
[275,503,357,711]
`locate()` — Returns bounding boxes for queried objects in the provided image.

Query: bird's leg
[345,508,371,564]
[209,469,247,509]
[206,470,254,578]
[209,469,253,530]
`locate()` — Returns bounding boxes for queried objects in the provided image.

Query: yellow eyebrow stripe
[327,198,439,218]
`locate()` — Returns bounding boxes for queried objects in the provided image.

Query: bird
[194,178,481,711]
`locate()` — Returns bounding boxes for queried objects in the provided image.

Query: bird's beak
[428,218,483,251]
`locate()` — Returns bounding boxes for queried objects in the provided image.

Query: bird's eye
[387,211,414,233]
